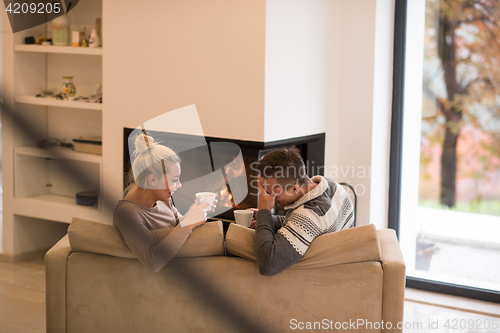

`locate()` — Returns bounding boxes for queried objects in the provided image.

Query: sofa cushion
[68,217,225,259]
[226,223,382,268]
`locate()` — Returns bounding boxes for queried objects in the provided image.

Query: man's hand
[257,178,276,211]
[247,208,258,229]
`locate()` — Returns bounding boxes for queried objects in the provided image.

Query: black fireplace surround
[123,128,325,221]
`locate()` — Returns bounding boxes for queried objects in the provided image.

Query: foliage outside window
[420,0,500,216]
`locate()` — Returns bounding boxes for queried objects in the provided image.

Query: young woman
[113,134,215,272]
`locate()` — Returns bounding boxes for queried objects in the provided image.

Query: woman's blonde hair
[124,134,180,196]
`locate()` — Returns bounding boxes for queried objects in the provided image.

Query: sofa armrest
[377,229,406,333]
[45,234,72,333]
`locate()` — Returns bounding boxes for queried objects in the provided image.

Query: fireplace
[123,129,325,221]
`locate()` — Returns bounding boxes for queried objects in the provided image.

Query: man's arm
[255,209,302,276]
[271,214,285,232]
[248,207,284,230]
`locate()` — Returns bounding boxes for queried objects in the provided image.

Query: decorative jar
[60,76,76,98]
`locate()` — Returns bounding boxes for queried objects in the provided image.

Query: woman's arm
[114,206,192,273]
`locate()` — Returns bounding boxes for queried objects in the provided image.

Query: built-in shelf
[15,146,102,163]
[6,2,106,255]
[15,44,102,55]
[15,95,103,110]
[13,194,101,224]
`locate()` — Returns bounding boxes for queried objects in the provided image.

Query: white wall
[336,0,376,226]
[264,0,395,229]
[103,0,267,214]
[370,0,395,229]
[264,0,338,143]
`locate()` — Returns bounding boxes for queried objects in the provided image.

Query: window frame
[388,0,500,304]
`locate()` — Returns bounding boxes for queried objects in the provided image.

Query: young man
[253,147,354,276]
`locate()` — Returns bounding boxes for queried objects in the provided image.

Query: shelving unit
[14,146,103,223]
[15,95,103,110]
[13,195,103,224]
[15,44,102,55]
[1,0,105,258]
[15,146,102,163]
[12,41,104,222]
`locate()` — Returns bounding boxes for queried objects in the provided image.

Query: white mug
[234,210,254,227]
[195,192,216,212]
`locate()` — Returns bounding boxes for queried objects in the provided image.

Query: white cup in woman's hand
[195,192,217,212]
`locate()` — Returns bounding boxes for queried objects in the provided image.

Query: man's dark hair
[257,146,307,185]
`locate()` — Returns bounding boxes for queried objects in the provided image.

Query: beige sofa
[45,218,405,333]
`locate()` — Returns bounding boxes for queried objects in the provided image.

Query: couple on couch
[113,133,355,275]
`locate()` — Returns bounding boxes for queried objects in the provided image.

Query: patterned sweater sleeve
[113,205,192,273]
[255,209,302,276]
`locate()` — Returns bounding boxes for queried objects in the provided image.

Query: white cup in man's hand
[234,210,254,228]
[195,192,217,212]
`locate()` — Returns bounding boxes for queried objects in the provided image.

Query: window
[390,0,500,303]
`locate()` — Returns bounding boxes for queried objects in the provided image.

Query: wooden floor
[0,256,45,333]
[0,257,499,333]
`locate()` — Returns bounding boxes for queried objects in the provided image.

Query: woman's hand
[247,208,258,229]
[207,194,218,213]
[182,201,209,229]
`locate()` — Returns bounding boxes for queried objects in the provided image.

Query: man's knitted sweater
[255,176,354,276]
